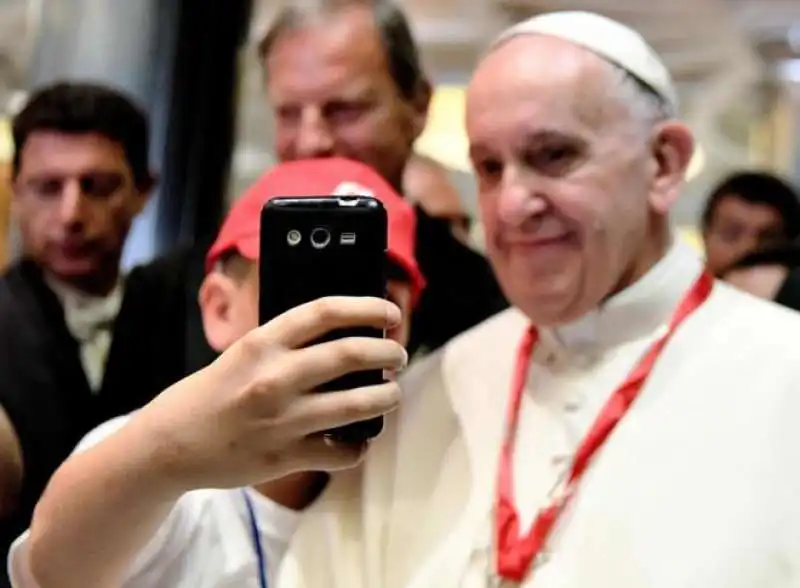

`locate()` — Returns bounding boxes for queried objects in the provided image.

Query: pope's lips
[503,232,576,248]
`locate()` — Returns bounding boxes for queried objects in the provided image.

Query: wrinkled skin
[13,131,150,295]
[466,35,694,326]
[264,4,429,191]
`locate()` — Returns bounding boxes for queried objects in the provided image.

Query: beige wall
[748,83,796,174]
[0,162,10,270]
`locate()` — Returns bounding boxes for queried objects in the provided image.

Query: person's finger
[383,368,402,381]
[296,336,407,389]
[284,435,368,472]
[256,296,402,349]
[252,337,407,410]
[280,381,401,437]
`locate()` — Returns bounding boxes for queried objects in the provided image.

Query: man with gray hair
[271,11,800,588]
[256,0,507,355]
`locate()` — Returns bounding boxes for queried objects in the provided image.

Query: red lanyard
[494,272,714,583]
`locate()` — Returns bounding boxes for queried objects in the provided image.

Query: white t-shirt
[8,415,301,588]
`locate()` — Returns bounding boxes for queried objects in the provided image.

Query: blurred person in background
[10,157,421,588]
[701,171,800,276]
[173,0,507,377]
[255,12,800,588]
[0,82,189,576]
[404,153,472,245]
[257,0,508,356]
[721,245,800,310]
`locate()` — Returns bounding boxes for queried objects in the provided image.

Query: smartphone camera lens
[286,230,302,246]
[310,227,331,249]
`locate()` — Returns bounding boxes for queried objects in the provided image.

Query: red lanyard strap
[494,272,714,583]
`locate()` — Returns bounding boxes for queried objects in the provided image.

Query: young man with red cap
[9,157,424,588]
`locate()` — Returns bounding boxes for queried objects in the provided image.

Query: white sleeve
[8,414,196,588]
[778,380,800,578]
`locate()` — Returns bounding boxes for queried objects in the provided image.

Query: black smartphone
[259,195,388,443]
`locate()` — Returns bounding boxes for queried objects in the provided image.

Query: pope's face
[466,35,678,326]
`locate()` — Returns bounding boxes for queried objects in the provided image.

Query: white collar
[538,237,704,358]
[434,237,706,519]
[45,276,125,341]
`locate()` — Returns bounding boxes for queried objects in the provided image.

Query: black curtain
[155,0,254,252]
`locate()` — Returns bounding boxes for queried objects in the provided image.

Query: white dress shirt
[46,277,123,391]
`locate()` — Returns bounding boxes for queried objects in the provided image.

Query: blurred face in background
[466,35,692,326]
[263,5,429,190]
[703,195,786,276]
[12,131,150,295]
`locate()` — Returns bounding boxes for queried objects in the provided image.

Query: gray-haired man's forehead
[253,0,426,100]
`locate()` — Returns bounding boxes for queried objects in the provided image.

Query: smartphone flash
[340,232,357,245]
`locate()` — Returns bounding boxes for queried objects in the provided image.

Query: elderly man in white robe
[274,11,800,588]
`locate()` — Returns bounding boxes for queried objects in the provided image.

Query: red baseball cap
[206,157,426,303]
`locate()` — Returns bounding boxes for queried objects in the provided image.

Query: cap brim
[234,234,260,263]
[205,233,260,274]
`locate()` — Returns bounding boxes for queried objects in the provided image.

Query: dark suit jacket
[408,206,508,354]
[0,257,191,580]
[775,266,800,311]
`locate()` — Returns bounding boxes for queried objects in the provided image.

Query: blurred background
[0,0,799,265]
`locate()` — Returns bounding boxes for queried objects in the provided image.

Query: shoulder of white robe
[399,346,446,397]
[402,308,524,404]
[442,307,529,368]
[397,308,527,409]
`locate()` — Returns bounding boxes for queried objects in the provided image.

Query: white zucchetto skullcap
[491,11,678,114]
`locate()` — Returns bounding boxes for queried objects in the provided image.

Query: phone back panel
[259,196,387,442]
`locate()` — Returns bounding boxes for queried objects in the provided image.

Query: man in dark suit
[0,83,189,578]
[254,0,508,358]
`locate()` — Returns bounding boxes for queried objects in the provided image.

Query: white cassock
[276,238,800,588]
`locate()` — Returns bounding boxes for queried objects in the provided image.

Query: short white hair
[606,62,676,134]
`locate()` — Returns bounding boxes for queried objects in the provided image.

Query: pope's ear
[648,121,694,214]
